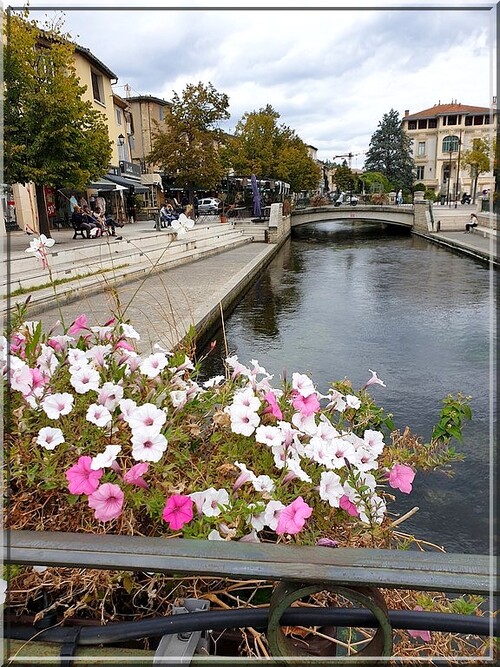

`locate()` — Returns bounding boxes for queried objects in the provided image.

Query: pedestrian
[193,193,199,220]
[396,189,403,205]
[464,213,478,233]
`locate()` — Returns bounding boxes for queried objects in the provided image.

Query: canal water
[199,221,493,555]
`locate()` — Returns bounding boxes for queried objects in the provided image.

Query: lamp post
[454,130,462,209]
[446,146,453,207]
[117,133,125,147]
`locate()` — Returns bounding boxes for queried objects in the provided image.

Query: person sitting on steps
[464,213,478,233]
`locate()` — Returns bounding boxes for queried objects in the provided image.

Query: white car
[198,198,220,214]
[334,192,358,207]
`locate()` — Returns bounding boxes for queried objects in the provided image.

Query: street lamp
[117,134,125,147]
[454,130,462,209]
[446,146,453,207]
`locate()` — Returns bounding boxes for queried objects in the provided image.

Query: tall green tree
[148,82,230,203]
[461,138,491,204]
[364,109,414,192]
[333,164,357,193]
[225,105,321,192]
[4,11,112,236]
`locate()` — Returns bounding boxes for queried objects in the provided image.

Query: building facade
[403,100,497,202]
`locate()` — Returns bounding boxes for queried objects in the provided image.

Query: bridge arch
[291,205,414,230]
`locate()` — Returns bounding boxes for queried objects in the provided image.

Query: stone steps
[6,225,252,293]
[4,225,256,315]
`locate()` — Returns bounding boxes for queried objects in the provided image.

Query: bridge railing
[4,530,498,664]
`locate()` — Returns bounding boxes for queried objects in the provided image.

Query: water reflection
[199,221,493,554]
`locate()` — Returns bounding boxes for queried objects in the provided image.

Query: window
[428,119,437,128]
[418,119,427,129]
[129,135,135,151]
[417,141,425,157]
[91,71,104,104]
[159,106,164,122]
[465,116,472,126]
[116,108,122,125]
[473,115,484,125]
[408,120,417,130]
[416,166,424,180]
[442,135,459,153]
[445,115,457,126]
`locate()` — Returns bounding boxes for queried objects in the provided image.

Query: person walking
[464,213,478,233]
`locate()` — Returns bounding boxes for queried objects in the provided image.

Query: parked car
[198,198,220,214]
[334,192,358,207]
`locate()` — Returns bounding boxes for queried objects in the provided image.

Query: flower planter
[220,215,228,223]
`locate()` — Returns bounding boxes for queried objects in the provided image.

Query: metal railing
[3,530,498,664]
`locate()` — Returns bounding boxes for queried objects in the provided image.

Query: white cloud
[21,0,494,163]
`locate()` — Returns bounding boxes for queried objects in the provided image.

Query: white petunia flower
[36,426,65,450]
[121,323,141,340]
[319,471,344,507]
[201,487,230,517]
[139,352,170,378]
[41,393,74,419]
[98,382,124,411]
[292,372,315,397]
[131,427,168,463]
[203,375,225,388]
[264,500,286,531]
[252,475,275,494]
[229,403,260,437]
[127,403,167,434]
[345,394,361,410]
[70,365,100,394]
[86,403,112,428]
[91,444,122,470]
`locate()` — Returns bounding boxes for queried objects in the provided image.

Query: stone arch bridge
[291,204,418,230]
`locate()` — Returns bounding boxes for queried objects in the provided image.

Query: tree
[461,138,491,204]
[4,11,112,236]
[225,105,320,193]
[364,109,414,193]
[361,171,392,194]
[333,164,357,193]
[148,82,230,203]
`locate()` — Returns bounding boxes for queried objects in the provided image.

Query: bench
[472,225,498,239]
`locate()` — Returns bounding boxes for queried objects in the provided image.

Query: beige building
[403,100,497,201]
[124,94,172,172]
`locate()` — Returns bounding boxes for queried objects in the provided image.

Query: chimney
[404,109,409,116]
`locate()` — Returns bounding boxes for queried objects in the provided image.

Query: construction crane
[332,152,362,168]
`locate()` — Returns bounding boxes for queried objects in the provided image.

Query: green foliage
[3,12,112,190]
[424,189,437,202]
[364,109,415,191]
[362,171,392,194]
[225,104,321,192]
[148,81,230,197]
[461,138,492,202]
[431,393,472,444]
[333,164,357,193]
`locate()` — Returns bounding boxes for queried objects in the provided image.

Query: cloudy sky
[17,0,496,167]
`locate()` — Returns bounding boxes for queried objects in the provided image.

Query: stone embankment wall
[268,203,291,244]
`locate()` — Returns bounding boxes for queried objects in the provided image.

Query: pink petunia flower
[388,464,415,494]
[263,391,283,420]
[66,456,103,495]
[88,483,124,522]
[123,462,149,489]
[67,314,89,336]
[276,496,313,535]
[407,606,432,642]
[115,338,135,352]
[162,494,194,530]
[339,494,360,517]
[292,391,320,416]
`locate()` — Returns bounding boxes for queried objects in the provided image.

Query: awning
[87,179,122,192]
[104,174,149,194]
[140,173,163,189]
